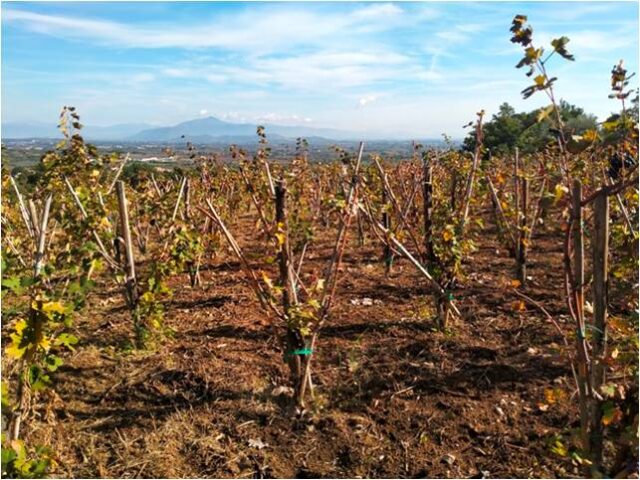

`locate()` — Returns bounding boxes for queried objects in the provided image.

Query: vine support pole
[275,180,308,407]
[9,175,35,239]
[572,179,590,455]
[381,180,393,276]
[11,194,52,442]
[184,177,191,221]
[516,177,528,284]
[590,192,609,476]
[422,153,435,265]
[486,175,517,255]
[116,181,142,346]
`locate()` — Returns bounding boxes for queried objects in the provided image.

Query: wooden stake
[9,175,35,239]
[382,179,393,276]
[11,193,52,441]
[572,179,590,454]
[590,192,609,474]
[486,175,517,255]
[116,181,138,311]
[33,195,52,278]
[422,153,436,265]
[516,177,528,284]
[184,178,191,221]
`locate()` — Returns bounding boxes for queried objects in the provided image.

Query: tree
[462,101,598,156]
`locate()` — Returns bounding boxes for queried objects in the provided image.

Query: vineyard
[1,15,638,480]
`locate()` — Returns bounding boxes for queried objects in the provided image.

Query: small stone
[272,386,294,396]
[495,406,505,417]
[248,438,267,449]
[442,454,456,465]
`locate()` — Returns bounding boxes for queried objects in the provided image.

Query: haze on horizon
[2,1,638,139]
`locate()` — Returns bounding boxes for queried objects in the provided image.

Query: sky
[1,1,638,138]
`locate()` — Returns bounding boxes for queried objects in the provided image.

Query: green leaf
[28,365,50,392]
[44,355,63,372]
[55,333,78,350]
[1,277,23,295]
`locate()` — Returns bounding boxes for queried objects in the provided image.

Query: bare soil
[21,211,604,478]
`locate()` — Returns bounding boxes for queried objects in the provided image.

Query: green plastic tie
[287,348,313,356]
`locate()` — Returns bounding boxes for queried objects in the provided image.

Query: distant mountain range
[2,116,373,142]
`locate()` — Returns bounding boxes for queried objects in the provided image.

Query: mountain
[2,121,154,140]
[2,116,437,143]
[129,116,362,142]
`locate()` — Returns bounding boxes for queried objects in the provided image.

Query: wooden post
[184,177,191,221]
[9,175,35,239]
[514,148,520,259]
[572,180,585,325]
[275,180,292,312]
[572,179,590,454]
[28,200,41,239]
[172,176,187,222]
[382,179,393,276]
[516,177,528,284]
[356,208,365,247]
[33,195,52,278]
[275,179,306,405]
[116,181,142,346]
[422,154,435,265]
[486,175,517,256]
[450,171,457,212]
[11,193,52,442]
[590,192,609,475]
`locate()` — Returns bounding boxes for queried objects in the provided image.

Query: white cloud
[130,73,155,83]
[3,5,413,51]
[359,94,379,107]
[254,113,313,125]
[352,3,403,20]
[199,109,208,116]
[154,50,439,91]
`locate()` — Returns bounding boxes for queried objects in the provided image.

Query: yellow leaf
[6,320,28,359]
[554,184,568,203]
[442,230,453,242]
[583,129,599,143]
[40,301,66,315]
[99,217,111,229]
[537,104,555,123]
[141,291,154,303]
[275,232,286,246]
[261,271,274,290]
[510,279,521,288]
[38,336,51,351]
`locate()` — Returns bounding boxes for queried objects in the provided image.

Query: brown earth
[19,209,605,478]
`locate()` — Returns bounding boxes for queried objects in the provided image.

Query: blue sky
[2,1,638,138]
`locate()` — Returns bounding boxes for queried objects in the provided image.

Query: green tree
[462,101,598,156]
